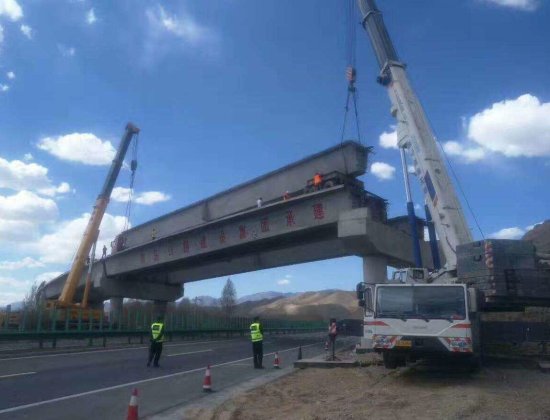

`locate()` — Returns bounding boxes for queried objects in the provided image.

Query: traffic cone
[203,365,212,392]
[297,346,303,360]
[126,388,138,420]
[273,352,281,369]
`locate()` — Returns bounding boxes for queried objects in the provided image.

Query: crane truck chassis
[354,0,550,369]
[357,240,550,369]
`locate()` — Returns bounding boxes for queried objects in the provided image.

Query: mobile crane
[354,0,550,368]
[43,123,140,323]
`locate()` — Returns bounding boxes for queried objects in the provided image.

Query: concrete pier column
[110,297,123,326]
[153,300,168,321]
[362,256,387,284]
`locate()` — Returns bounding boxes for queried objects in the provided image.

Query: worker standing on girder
[147,316,165,368]
[313,172,323,191]
[250,316,264,368]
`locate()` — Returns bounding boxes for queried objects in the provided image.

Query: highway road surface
[0,333,326,419]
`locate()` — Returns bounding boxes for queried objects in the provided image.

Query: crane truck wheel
[382,351,398,369]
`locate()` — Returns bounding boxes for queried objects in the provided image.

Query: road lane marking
[0,342,319,415]
[0,372,36,379]
[167,349,212,357]
[0,339,239,361]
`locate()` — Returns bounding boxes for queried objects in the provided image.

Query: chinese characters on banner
[140,202,328,264]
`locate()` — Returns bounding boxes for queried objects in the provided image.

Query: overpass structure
[42,141,435,317]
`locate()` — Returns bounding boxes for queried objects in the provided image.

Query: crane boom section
[58,123,140,306]
[357,0,472,268]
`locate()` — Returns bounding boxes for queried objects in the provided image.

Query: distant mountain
[237,291,296,304]
[248,290,362,321]
[193,296,220,307]
[523,220,550,255]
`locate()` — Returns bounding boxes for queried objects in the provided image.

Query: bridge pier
[362,256,387,284]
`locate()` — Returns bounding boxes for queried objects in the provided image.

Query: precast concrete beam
[105,186,358,277]
[99,277,183,302]
[118,141,369,249]
[338,208,434,269]
[157,236,348,283]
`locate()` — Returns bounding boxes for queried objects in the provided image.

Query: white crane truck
[354,0,550,369]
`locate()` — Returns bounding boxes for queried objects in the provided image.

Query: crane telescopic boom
[356,0,473,269]
[57,123,140,306]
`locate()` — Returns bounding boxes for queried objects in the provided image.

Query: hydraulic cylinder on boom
[54,122,140,308]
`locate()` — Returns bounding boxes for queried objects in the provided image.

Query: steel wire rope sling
[123,131,140,233]
[339,0,363,176]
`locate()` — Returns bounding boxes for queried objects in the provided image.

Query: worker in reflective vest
[313,172,323,191]
[147,316,165,368]
[250,316,264,369]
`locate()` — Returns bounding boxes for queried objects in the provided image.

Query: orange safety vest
[313,174,322,186]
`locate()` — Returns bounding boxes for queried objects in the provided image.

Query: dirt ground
[188,356,550,420]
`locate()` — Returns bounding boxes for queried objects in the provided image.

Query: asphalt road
[0,333,326,419]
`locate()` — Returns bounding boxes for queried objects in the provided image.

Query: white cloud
[34,271,63,284]
[489,227,525,240]
[443,141,486,163]
[0,157,51,191]
[6,71,14,79]
[0,84,8,92]
[20,24,32,39]
[38,181,73,197]
[0,219,37,242]
[144,4,218,62]
[0,190,58,222]
[525,221,543,231]
[0,0,23,21]
[277,275,292,286]
[111,187,171,205]
[0,191,58,244]
[146,5,214,45]
[23,153,33,161]
[0,24,4,45]
[28,212,128,264]
[483,0,538,11]
[38,132,116,165]
[111,187,131,202]
[57,44,76,57]
[86,8,96,25]
[370,161,396,181]
[135,191,171,205]
[379,129,398,149]
[0,257,44,270]
[468,94,550,158]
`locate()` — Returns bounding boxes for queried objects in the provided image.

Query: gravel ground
[196,356,550,420]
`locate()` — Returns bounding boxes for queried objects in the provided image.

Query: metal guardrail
[0,327,326,349]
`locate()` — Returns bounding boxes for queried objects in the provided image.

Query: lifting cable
[340,0,362,145]
[123,132,139,232]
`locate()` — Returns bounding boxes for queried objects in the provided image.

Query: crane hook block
[131,160,138,172]
[346,66,357,84]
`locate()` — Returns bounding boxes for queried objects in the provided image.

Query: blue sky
[0,0,549,305]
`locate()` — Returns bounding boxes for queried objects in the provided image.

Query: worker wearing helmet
[147,316,165,368]
[250,316,264,368]
[313,172,323,191]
